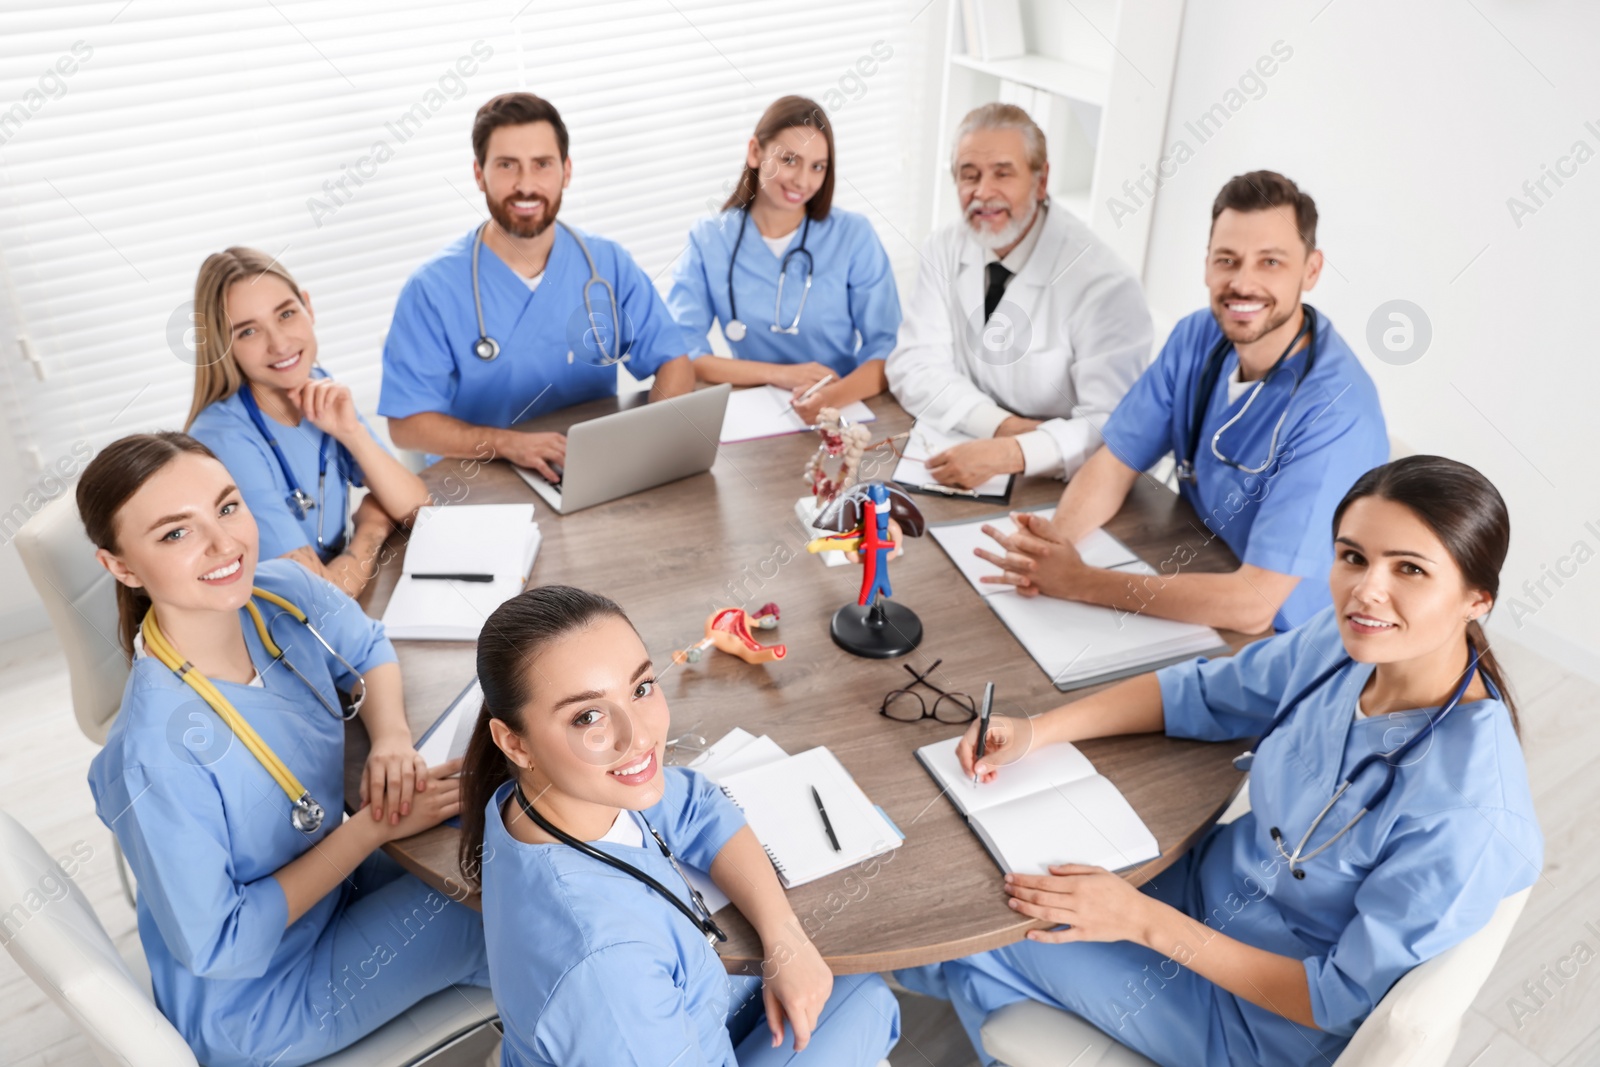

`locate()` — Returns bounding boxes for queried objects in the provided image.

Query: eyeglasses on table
[880,659,976,724]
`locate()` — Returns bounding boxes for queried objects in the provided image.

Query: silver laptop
[513,384,731,514]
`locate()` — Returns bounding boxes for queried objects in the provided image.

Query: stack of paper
[917,735,1158,875]
[719,384,876,443]
[930,508,1229,690]
[381,504,540,641]
[892,421,1013,502]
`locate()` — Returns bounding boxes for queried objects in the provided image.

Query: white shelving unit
[931,0,1185,277]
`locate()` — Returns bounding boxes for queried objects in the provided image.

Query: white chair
[15,491,140,906]
[979,888,1532,1067]
[14,491,128,746]
[0,808,500,1067]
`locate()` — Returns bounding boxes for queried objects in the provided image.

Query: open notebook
[892,421,1013,503]
[930,507,1229,690]
[916,735,1159,875]
[719,384,876,443]
[716,746,902,888]
[380,504,540,641]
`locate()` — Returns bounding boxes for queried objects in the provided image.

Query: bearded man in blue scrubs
[978,171,1388,633]
[380,93,694,478]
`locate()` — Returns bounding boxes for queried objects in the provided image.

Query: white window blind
[0,0,921,472]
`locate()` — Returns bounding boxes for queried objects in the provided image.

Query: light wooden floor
[1,629,1596,1067]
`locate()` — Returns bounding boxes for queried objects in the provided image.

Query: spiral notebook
[916,735,1158,875]
[715,746,902,888]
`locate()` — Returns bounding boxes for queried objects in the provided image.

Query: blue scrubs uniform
[380,224,688,435]
[189,372,383,563]
[87,560,490,1067]
[897,607,1542,1067]
[481,769,900,1066]
[667,208,902,380]
[1100,308,1388,631]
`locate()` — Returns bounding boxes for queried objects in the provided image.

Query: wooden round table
[345,391,1252,975]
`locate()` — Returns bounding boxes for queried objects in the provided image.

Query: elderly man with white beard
[886,103,1152,489]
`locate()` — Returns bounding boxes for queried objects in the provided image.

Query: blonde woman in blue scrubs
[669,96,902,425]
[187,247,430,599]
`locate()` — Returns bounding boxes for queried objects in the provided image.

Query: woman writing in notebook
[899,456,1543,1066]
[666,95,902,425]
[186,247,431,598]
[457,585,899,1066]
[79,432,487,1066]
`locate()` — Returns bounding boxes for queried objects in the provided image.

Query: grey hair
[949,102,1048,176]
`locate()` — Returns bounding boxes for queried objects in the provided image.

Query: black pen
[811,785,841,852]
[972,681,995,786]
[410,573,494,583]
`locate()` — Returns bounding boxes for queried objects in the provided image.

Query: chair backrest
[14,492,128,745]
[0,808,197,1067]
[1335,886,1532,1066]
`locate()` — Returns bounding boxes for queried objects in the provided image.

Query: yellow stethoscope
[140,588,367,834]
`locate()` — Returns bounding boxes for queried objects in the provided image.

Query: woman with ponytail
[458,585,899,1065]
[666,95,902,425]
[78,432,487,1066]
[897,455,1543,1067]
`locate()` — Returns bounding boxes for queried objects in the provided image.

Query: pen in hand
[811,785,841,852]
[789,374,835,411]
[973,681,995,786]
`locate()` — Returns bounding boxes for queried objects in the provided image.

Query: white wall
[1134,0,1600,680]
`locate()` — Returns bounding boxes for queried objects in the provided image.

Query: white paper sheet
[719,385,876,443]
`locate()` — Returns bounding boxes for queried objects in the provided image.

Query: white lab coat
[885,205,1152,478]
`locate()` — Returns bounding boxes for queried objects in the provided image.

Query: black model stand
[829,596,922,658]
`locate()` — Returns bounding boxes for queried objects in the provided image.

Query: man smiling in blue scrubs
[978,171,1388,633]
[381,93,694,478]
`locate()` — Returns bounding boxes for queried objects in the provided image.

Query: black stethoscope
[724,209,813,341]
[238,383,351,558]
[514,782,728,945]
[1176,305,1318,483]
[1233,645,1490,879]
[471,220,626,366]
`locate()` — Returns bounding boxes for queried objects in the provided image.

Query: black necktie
[984,262,1013,322]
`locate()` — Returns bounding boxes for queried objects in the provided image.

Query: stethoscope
[1233,645,1489,879]
[724,210,813,341]
[1175,305,1318,483]
[237,382,350,558]
[514,782,728,945]
[140,588,368,834]
[471,219,626,366]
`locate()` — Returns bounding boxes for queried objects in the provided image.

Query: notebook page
[719,385,876,443]
[892,422,1010,497]
[915,735,1098,817]
[930,509,1139,597]
[401,504,537,577]
[972,775,1159,875]
[718,747,900,887]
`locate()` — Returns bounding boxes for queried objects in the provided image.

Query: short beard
[487,188,561,240]
[967,196,1039,252]
[1211,294,1297,346]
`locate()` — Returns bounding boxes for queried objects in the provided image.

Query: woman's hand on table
[1005,864,1164,947]
[373,758,464,843]
[361,733,429,825]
